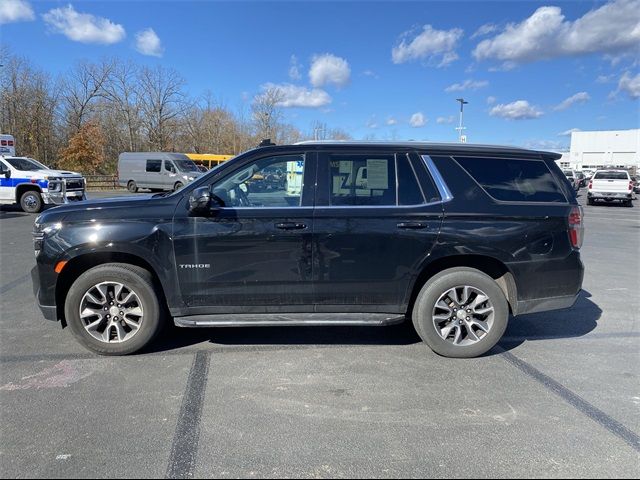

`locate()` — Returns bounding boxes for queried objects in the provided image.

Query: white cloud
[392,25,463,67]
[554,92,590,111]
[367,116,378,129]
[558,128,582,136]
[596,74,616,83]
[490,100,543,120]
[471,23,498,39]
[363,70,379,79]
[473,0,640,65]
[261,83,331,108]
[135,28,163,57]
[613,71,640,98]
[436,116,455,124]
[309,54,351,88]
[410,112,427,127]
[289,55,302,81]
[43,4,125,44]
[487,96,497,105]
[386,117,398,126]
[444,79,489,92]
[0,0,34,24]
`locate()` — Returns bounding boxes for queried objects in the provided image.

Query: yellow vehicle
[185,154,234,171]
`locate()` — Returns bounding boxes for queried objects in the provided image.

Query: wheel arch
[407,254,517,316]
[15,183,42,203]
[55,251,168,328]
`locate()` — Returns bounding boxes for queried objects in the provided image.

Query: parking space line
[498,347,640,453]
[0,273,30,295]
[166,351,211,479]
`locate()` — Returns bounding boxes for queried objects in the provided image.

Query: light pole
[455,98,468,143]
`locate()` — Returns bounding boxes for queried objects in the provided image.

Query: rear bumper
[516,293,579,316]
[587,191,632,200]
[31,266,58,321]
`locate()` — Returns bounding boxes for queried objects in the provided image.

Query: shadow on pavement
[143,290,602,355]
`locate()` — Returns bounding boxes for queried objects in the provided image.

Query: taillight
[568,206,584,249]
[588,181,593,189]
[629,181,633,191]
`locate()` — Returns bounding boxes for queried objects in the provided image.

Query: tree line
[0,48,351,174]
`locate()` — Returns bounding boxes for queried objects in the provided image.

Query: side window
[164,161,176,173]
[397,155,426,205]
[211,154,304,208]
[0,161,7,174]
[146,159,162,173]
[328,154,396,206]
[455,157,567,203]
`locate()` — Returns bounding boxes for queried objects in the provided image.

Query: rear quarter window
[454,157,567,203]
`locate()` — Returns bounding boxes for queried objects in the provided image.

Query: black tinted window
[594,171,628,180]
[146,159,161,173]
[328,154,396,206]
[456,157,566,203]
[397,155,425,205]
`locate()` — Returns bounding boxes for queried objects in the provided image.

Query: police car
[0,135,87,213]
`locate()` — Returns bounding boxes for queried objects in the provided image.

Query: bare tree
[138,65,188,150]
[251,87,284,141]
[60,59,114,132]
[103,60,142,151]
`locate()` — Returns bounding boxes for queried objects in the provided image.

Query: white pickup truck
[0,156,87,213]
[587,169,634,207]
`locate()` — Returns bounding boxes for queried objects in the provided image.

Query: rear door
[313,149,443,312]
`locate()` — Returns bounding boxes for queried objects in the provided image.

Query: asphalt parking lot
[1,190,638,478]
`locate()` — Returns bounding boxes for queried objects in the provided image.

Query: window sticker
[366,159,389,189]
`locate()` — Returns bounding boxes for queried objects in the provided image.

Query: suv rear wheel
[65,263,162,355]
[412,267,509,358]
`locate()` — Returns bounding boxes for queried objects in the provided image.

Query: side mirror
[188,186,211,213]
[4,169,10,179]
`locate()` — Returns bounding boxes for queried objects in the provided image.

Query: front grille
[65,179,84,190]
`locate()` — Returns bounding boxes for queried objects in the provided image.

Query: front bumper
[42,190,86,205]
[31,265,58,321]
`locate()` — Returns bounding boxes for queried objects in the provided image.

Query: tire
[64,263,163,355]
[127,180,138,193]
[412,267,509,358]
[20,190,43,213]
[173,182,184,192]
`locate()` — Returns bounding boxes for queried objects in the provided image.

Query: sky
[1,0,639,151]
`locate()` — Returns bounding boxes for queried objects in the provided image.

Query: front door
[313,150,444,312]
[172,152,315,313]
[0,159,13,201]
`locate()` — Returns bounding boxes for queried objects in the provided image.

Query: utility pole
[455,98,468,143]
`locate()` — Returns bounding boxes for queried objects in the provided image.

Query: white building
[558,129,639,173]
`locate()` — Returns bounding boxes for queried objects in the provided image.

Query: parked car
[118,152,203,193]
[0,156,86,213]
[587,169,634,206]
[32,142,584,358]
[575,171,587,188]
[630,175,640,194]
[563,170,580,191]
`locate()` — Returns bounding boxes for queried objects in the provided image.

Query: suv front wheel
[65,263,163,355]
[412,267,509,358]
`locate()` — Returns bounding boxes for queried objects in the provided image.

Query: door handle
[275,222,307,230]
[397,222,428,230]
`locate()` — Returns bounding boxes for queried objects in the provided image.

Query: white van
[118,152,203,193]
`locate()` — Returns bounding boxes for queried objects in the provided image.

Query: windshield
[175,159,199,173]
[563,171,574,177]
[594,171,629,180]
[5,157,47,171]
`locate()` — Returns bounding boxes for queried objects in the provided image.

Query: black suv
[31,142,584,358]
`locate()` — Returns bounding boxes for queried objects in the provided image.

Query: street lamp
[455,98,468,143]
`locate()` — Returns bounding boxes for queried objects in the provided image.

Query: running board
[174,313,406,328]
